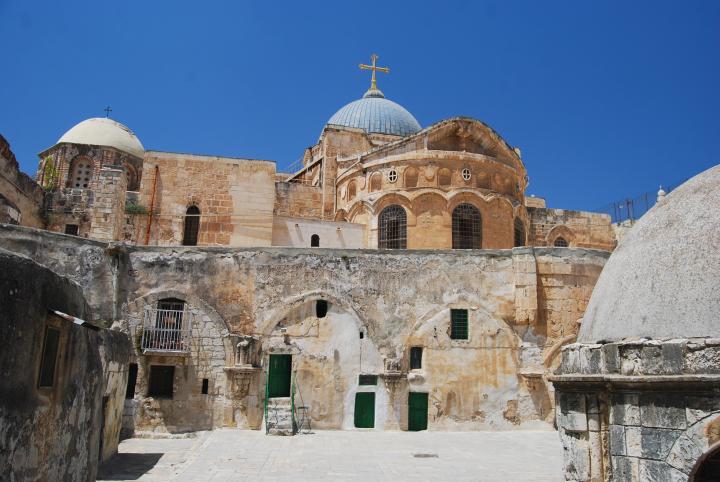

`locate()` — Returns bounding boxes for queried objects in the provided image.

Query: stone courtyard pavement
[98,429,562,481]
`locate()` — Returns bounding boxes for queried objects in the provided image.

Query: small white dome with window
[58,118,144,159]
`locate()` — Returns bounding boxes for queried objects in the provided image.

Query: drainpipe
[144,165,159,245]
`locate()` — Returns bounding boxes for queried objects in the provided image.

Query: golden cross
[359,53,389,91]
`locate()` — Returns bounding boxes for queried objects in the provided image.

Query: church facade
[1,57,619,436]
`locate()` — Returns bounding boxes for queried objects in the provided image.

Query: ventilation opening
[201,378,209,394]
[316,300,328,318]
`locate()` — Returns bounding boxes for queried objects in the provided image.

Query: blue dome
[326,88,421,137]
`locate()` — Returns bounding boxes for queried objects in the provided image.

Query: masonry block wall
[139,152,276,246]
[89,167,127,241]
[0,135,44,227]
[528,207,615,251]
[0,225,610,435]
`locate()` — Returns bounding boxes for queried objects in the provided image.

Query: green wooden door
[408,392,428,431]
[268,354,292,398]
[354,392,375,428]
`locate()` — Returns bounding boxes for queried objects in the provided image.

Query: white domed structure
[58,118,144,159]
[326,88,421,138]
[578,164,720,343]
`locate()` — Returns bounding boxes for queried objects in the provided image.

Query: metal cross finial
[359,53,389,91]
[104,106,112,118]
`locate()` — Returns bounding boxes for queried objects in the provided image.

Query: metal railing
[140,307,192,352]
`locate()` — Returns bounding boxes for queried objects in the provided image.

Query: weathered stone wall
[0,248,131,481]
[0,225,609,433]
[139,151,276,246]
[273,182,323,219]
[272,216,366,248]
[89,167,128,241]
[0,134,44,227]
[528,207,615,251]
[553,339,720,481]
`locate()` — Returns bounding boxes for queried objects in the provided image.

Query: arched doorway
[691,443,720,481]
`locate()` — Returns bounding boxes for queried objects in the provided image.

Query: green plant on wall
[41,156,59,191]
[125,202,149,215]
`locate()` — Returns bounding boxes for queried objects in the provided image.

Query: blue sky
[1,0,718,211]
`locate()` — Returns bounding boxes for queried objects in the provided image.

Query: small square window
[450,309,469,340]
[358,374,377,385]
[65,224,79,236]
[201,378,209,394]
[38,327,61,388]
[410,347,423,370]
[148,365,175,398]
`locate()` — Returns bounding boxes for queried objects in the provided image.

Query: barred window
[183,205,200,246]
[156,298,185,330]
[450,309,469,340]
[514,218,526,247]
[554,237,568,247]
[452,203,482,249]
[378,205,407,249]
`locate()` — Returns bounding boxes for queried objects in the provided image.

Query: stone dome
[58,118,144,158]
[578,164,720,343]
[326,88,421,137]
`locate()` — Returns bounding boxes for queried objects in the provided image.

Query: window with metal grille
[183,205,200,246]
[156,298,185,329]
[452,203,482,249]
[65,224,79,236]
[514,218,526,247]
[311,234,320,247]
[316,300,328,318]
[359,374,378,385]
[410,347,423,370]
[148,365,175,398]
[554,237,568,247]
[125,363,138,399]
[450,309,469,340]
[38,326,61,388]
[378,205,407,249]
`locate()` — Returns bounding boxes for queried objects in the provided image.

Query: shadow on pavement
[97,453,164,480]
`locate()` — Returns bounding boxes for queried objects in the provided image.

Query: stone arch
[546,225,575,247]
[404,166,419,188]
[438,168,452,187]
[372,192,414,218]
[258,290,373,341]
[668,413,720,478]
[123,161,140,191]
[368,172,382,193]
[334,209,348,222]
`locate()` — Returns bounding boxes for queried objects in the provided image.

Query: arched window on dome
[438,168,452,187]
[378,205,407,249]
[369,173,381,193]
[554,236,569,248]
[183,205,200,246]
[514,218,526,247]
[67,156,93,189]
[452,203,482,249]
[404,167,418,188]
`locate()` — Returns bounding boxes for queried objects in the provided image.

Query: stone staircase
[265,397,294,436]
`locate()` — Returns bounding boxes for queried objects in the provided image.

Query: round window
[387,169,398,183]
[462,168,472,181]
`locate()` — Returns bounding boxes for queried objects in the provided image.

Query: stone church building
[1,57,620,448]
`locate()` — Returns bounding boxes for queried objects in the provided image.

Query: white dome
[578,164,720,343]
[58,118,144,158]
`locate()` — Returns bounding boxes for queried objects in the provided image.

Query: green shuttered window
[450,309,469,340]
